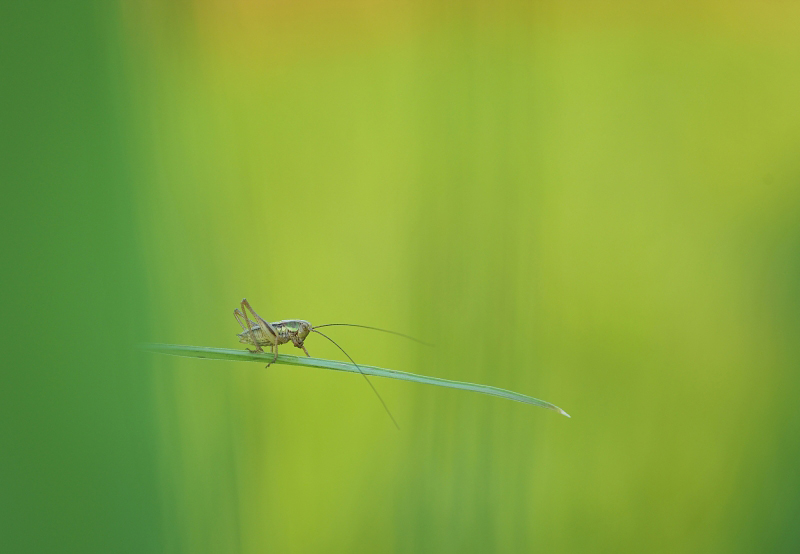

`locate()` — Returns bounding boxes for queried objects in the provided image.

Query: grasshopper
[234,298,425,429]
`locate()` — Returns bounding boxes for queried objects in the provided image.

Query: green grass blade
[141,343,570,417]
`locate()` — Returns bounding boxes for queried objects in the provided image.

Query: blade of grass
[141,343,570,417]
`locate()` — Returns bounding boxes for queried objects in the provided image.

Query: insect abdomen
[238,325,280,346]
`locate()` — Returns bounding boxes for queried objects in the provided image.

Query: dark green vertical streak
[735,222,800,553]
[0,2,161,553]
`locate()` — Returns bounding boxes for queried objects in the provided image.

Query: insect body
[234,300,313,361]
[234,298,401,429]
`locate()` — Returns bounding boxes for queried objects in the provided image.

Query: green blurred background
[3,1,800,552]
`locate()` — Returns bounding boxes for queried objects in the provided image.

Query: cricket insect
[234,298,428,429]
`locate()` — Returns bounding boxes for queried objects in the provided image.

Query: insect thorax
[274,319,312,343]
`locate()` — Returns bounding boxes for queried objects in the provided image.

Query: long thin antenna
[313,323,433,347]
[311,329,400,430]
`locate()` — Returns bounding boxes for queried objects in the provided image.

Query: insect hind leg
[234,308,263,353]
[241,299,279,339]
[241,299,280,366]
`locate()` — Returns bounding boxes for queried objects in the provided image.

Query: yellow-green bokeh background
[4,1,800,553]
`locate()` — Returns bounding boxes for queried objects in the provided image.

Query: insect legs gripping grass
[234,298,401,429]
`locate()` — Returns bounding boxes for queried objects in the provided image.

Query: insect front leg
[298,342,311,357]
[291,336,311,357]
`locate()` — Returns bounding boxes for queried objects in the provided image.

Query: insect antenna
[313,323,433,347]
[311,329,400,430]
